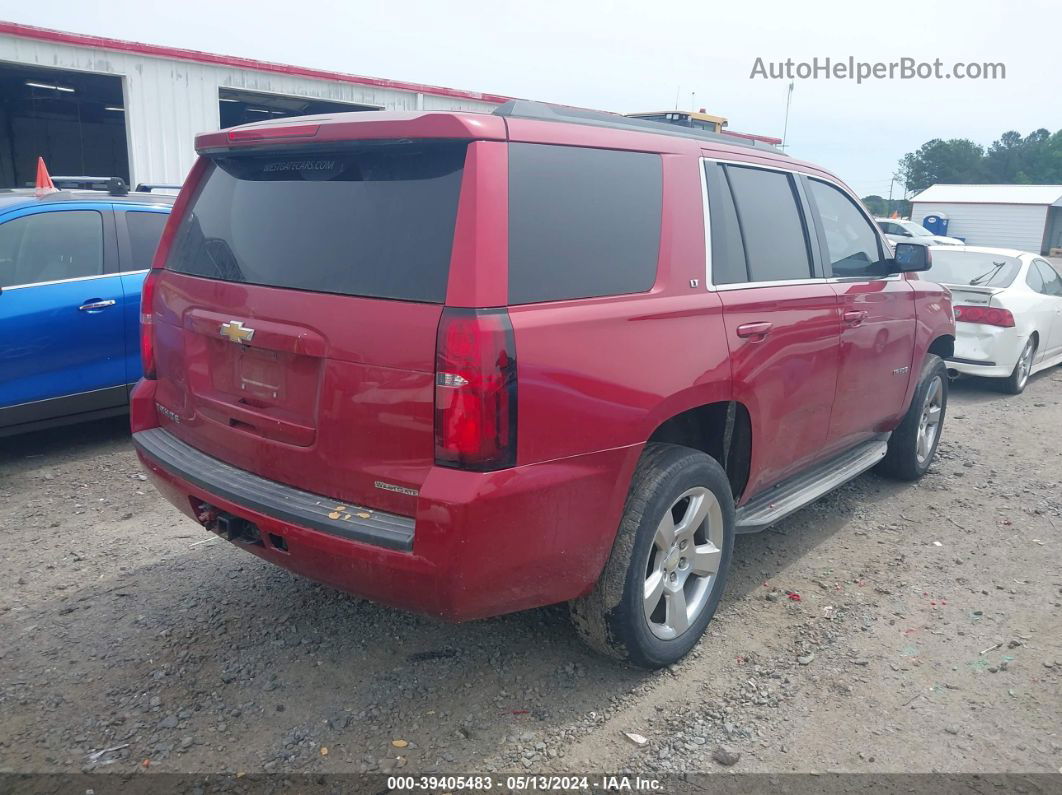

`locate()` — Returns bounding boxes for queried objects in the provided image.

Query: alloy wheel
[915,375,944,465]
[643,487,724,640]
[1016,342,1033,390]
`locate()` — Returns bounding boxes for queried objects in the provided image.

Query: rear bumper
[132,404,638,622]
[135,427,414,551]
[948,327,1025,379]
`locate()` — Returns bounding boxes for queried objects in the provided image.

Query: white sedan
[876,218,965,247]
[932,247,1062,393]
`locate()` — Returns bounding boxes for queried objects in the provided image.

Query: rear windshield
[929,249,1022,287]
[167,143,466,303]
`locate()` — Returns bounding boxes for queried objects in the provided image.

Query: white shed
[909,184,1062,255]
[0,21,509,190]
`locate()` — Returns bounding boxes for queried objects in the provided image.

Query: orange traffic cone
[35,157,56,196]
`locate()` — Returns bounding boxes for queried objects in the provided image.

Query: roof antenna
[674,86,680,110]
[781,82,794,150]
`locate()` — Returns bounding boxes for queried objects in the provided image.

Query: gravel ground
[1,371,1060,776]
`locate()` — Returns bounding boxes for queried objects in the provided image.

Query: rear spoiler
[941,283,1006,298]
[196,112,506,153]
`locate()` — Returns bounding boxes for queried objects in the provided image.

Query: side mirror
[890,242,932,273]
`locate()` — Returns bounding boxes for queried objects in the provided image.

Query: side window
[722,165,812,282]
[508,143,661,304]
[124,211,169,270]
[704,163,748,284]
[0,210,104,288]
[0,216,25,287]
[1026,263,1046,294]
[1035,260,1062,296]
[807,180,885,278]
[878,221,896,235]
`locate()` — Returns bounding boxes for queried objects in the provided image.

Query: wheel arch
[645,398,752,501]
[927,333,955,361]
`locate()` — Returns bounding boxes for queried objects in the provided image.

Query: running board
[734,438,889,534]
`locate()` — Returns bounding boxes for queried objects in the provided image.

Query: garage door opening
[0,63,129,189]
[218,88,379,129]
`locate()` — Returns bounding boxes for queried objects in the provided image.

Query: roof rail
[51,176,129,195]
[135,183,182,193]
[492,100,784,153]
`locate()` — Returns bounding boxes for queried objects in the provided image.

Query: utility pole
[781,82,794,150]
[888,171,904,217]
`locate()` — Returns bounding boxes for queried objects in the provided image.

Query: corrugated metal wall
[0,33,498,186]
[911,202,1049,253]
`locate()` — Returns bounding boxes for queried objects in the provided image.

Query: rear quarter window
[507,143,662,304]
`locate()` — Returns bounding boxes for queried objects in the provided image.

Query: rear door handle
[78,299,117,312]
[843,309,868,325]
[736,321,773,339]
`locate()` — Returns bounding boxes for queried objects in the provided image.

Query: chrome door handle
[843,309,868,325]
[736,321,773,339]
[78,299,117,312]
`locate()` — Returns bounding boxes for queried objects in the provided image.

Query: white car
[876,218,964,247]
[932,246,1062,393]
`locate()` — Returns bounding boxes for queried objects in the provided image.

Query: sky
[2,0,1059,198]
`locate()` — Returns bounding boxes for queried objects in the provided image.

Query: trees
[898,139,986,193]
[861,195,911,218]
[984,128,1060,184]
[898,129,1062,194]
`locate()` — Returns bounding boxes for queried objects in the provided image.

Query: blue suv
[0,180,174,436]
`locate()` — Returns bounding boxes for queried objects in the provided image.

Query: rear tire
[569,443,735,669]
[1001,338,1035,395]
[877,354,947,481]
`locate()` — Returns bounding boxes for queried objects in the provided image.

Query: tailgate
[150,142,467,516]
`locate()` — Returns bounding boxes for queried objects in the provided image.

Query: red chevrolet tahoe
[131,101,955,668]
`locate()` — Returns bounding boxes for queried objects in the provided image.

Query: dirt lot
[1,371,1060,777]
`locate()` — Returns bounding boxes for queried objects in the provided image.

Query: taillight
[954,305,1015,327]
[227,124,319,142]
[139,268,160,379]
[434,308,517,471]
[138,156,209,381]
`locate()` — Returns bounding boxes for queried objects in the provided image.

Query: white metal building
[909,183,1062,255]
[0,22,509,189]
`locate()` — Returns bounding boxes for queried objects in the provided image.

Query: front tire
[877,354,947,481]
[569,443,735,669]
[1001,338,1035,395]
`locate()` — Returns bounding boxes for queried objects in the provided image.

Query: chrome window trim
[699,156,712,290]
[713,277,830,292]
[700,157,829,291]
[827,274,903,284]
[707,156,806,175]
[2,269,148,291]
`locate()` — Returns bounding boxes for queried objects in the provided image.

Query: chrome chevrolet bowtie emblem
[220,320,255,344]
